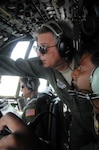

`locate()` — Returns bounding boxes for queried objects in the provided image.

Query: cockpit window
[11,41,30,60]
[0,41,47,98]
[28,41,37,58]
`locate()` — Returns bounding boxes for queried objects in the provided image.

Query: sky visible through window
[0,41,47,97]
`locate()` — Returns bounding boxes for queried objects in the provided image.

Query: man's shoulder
[23,99,37,111]
[28,98,37,105]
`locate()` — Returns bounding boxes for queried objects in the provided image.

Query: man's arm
[0,55,48,78]
[0,112,29,135]
[0,112,41,150]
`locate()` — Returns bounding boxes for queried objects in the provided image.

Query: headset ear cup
[90,67,99,95]
[27,79,35,92]
[57,37,65,57]
[57,36,71,57]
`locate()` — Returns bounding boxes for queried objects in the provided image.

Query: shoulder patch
[25,109,35,117]
[56,79,66,89]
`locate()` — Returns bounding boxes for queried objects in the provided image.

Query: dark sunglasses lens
[40,46,47,54]
[35,45,47,54]
[20,85,25,89]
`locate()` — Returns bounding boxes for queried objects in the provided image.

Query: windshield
[0,41,47,98]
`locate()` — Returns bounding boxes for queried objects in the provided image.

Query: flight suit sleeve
[22,107,36,124]
[22,99,37,124]
[0,55,49,79]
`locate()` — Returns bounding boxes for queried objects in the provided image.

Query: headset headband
[42,21,63,37]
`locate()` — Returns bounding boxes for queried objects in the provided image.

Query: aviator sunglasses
[34,45,56,54]
[20,84,26,89]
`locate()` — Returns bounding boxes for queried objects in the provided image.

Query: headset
[69,67,99,100]
[27,78,35,92]
[42,20,73,58]
[27,77,40,92]
[90,67,99,96]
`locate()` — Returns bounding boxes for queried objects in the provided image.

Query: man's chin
[73,84,83,92]
[42,63,50,68]
[42,62,52,68]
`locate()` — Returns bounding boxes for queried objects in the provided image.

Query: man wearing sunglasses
[71,43,99,150]
[0,20,93,150]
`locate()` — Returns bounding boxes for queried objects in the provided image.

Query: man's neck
[54,59,72,72]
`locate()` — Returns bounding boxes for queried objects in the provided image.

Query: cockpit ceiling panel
[0,0,99,52]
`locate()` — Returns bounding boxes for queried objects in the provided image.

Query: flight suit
[22,97,37,124]
[0,54,94,150]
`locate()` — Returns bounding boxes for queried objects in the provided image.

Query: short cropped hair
[34,20,73,43]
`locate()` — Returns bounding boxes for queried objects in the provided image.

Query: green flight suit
[22,97,37,124]
[0,55,95,150]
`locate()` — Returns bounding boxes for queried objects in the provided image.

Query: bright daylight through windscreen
[0,41,47,97]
